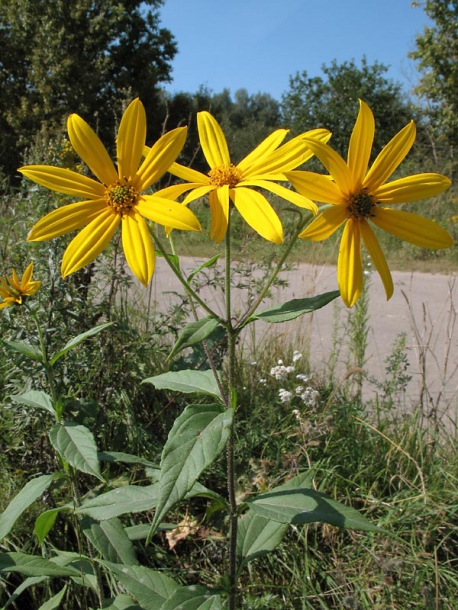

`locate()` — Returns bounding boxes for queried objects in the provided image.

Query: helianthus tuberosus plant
[1,98,452,610]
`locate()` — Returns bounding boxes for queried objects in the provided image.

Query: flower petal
[364,121,416,192]
[241,179,317,213]
[136,196,201,232]
[237,129,289,175]
[338,219,363,308]
[300,138,353,196]
[27,200,108,241]
[299,205,348,240]
[21,263,34,288]
[168,161,208,183]
[197,112,230,168]
[67,114,118,186]
[135,127,187,191]
[360,220,393,300]
[155,183,202,200]
[347,100,375,188]
[373,173,452,203]
[371,207,454,249]
[243,137,313,178]
[61,209,120,277]
[117,99,147,182]
[121,210,155,286]
[287,170,345,205]
[231,187,283,244]
[182,185,215,205]
[209,186,230,243]
[19,166,105,199]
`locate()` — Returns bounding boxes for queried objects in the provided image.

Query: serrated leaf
[150,405,232,535]
[3,340,43,362]
[168,317,220,360]
[237,511,288,565]
[98,451,158,469]
[81,517,138,565]
[77,484,159,520]
[0,553,80,577]
[247,290,340,323]
[0,474,54,540]
[143,370,221,399]
[50,322,113,366]
[2,576,48,609]
[49,423,103,481]
[248,488,380,532]
[11,390,55,415]
[37,584,67,610]
[102,595,142,609]
[160,587,222,610]
[187,255,219,282]
[103,562,178,610]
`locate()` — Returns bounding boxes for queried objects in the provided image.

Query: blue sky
[159,0,431,101]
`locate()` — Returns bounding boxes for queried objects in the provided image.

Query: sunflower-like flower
[149,111,330,244]
[19,99,201,286]
[286,100,453,307]
[0,263,41,309]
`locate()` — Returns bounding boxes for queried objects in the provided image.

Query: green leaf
[160,587,222,610]
[168,317,220,360]
[49,322,113,366]
[77,484,159,520]
[102,595,142,610]
[37,585,67,610]
[237,510,288,565]
[0,553,80,577]
[3,340,43,362]
[247,290,340,323]
[248,488,380,532]
[49,422,104,481]
[81,517,138,565]
[150,405,232,535]
[102,562,178,610]
[143,369,222,399]
[2,576,48,609]
[11,390,55,416]
[35,508,67,544]
[98,451,158,469]
[187,255,219,282]
[0,474,54,540]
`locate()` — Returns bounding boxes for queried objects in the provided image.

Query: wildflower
[296,373,310,383]
[19,99,201,286]
[286,100,453,307]
[279,389,293,403]
[270,364,295,380]
[151,112,331,243]
[292,350,302,363]
[0,263,41,309]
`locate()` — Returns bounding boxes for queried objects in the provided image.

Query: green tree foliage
[0,0,176,178]
[409,0,458,147]
[281,58,415,160]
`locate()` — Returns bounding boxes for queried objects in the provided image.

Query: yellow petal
[237,129,289,175]
[121,211,155,286]
[231,187,283,244]
[21,263,34,288]
[67,114,118,186]
[241,179,317,213]
[373,173,452,203]
[371,207,454,249]
[347,100,375,188]
[287,170,344,205]
[182,185,215,205]
[364,121,416,192]
[136,196,201,232]
[117,99,146,182]
[155,183,201,200]
[300,138,353,196]
[209,186,230,243]
[338,219,363,308]
[23,280,41,296]
[360,220,393,300]
[243,138,313,178]
[27,200,108,241]
[19,166,105,199]
[197,112,230,168]
[61,209,120,277]
[168,161,208,183]
[135,127,187,191]
[299,205,348,241]
[11,269,20,288]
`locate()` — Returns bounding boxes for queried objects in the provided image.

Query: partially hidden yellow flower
[148,111,330,244]
[286,100,453,307]
[0,263,41,309]
[19,99,201,286]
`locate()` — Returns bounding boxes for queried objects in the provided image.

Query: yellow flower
[19,99,201,286]
[0,263,41,309]
[149,111,330,244]
[286,100,453,307]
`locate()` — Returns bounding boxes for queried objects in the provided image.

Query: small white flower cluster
[279,388,293,403]
[270,359,295,380]
[267,351,321,410]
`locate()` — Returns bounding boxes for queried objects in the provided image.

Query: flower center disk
[347,190,376,220]
[208,164,243,188]
[106,180,139,214]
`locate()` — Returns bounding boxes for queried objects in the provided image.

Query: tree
[0,0,176,178]
[409,0,458,148]
[281,58,415,160]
